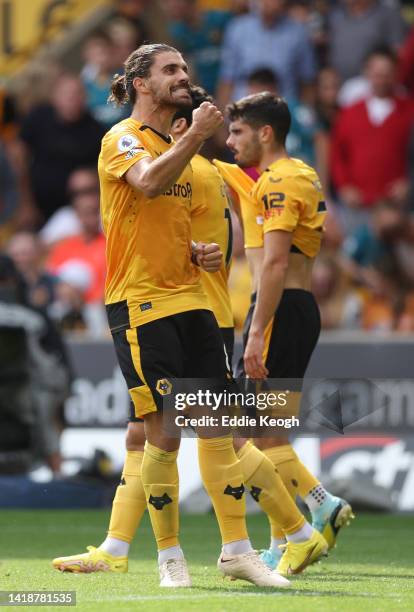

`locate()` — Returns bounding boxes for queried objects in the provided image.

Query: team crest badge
[156,379,172,396]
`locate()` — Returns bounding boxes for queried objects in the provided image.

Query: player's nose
[177,68,189,83]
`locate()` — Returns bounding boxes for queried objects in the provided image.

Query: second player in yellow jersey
[190,154,233,330]
[170,87,235,361]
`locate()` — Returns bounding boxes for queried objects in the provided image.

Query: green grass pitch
[1,511,413,611]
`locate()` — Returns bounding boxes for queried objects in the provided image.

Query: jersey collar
[266,156,292,173]
[139,124,172,144]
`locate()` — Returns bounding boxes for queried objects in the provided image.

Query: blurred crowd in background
[1,0,414,338]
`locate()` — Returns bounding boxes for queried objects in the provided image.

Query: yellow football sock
[108,450,146,543]
[141,442,179,550]
[238,441,305,536]
[198,437,248,544]
[263,444,320,500]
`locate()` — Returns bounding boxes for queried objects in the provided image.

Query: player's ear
[133,76,148,95]
[259,125,273,144]
[171,117,188,137]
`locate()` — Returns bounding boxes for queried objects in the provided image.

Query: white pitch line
[83,590,401,603]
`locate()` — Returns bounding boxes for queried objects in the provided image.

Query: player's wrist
[187,125,206,144]
[191,240,200,266]
[249,326,264,337]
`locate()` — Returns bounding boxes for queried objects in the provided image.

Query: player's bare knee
[125,421,146,451]
[144,412,180,452]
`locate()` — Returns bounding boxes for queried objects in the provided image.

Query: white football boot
[159,557,192,587]
[218,550,291,587]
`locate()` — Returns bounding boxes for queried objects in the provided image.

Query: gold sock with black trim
[141,442,179,550]
[263,444,320,501]
[238,441,305,536]
[198,437,248,544]
[108,450,146,543]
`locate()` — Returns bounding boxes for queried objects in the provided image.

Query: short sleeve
[102,129,152,180]
[260,176,301,234]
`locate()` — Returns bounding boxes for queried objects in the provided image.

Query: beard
[237,136,261,167]
[149,82,192,111]
[169,83,192,110]
[173,95,193,110]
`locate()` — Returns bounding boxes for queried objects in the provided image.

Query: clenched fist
[190,102,224,141]
[192,242,222,272]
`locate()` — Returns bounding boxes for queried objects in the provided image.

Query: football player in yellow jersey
[172,86,234,362]
[52,46,290,589]
[224,92,354,574]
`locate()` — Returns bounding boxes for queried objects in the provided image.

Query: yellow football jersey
[213,160,262,249]
[252,157,326,257]
[190,154,233,329]
[98,118,209,331]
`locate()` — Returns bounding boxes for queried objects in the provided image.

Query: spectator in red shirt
[331,48,414,230]
[46,189,106,306]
